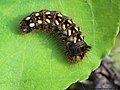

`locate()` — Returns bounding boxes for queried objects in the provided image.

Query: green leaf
[0,0,119,90]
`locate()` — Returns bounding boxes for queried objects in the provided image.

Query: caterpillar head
[20,16,35,33]
[67,40,91,61]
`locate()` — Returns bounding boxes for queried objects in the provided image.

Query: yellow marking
[48,16,51,18]
[35,18,37,20]
[38,17,40,19]
[67,24,69,27]
[58,18,62,21]
[30,20,32,22]
[73,30,75,33]
[78,39,81,41]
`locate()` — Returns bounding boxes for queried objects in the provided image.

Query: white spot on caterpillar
[46,19,50,23]
[75,27,78,31]
[67,19,72,24]
[73,30,75,33]
[46,12,50,14]
[74,37,77,43]
[38,20,42,24]
[78,39,81,41]
[23,29,27,31]
[29,23,35,27]
[26,17,30,20]
[62,24,66,30]
[35,13,39,16]
[81,36,84,40]
[55,20,59,25]
[68,29,71,36]
[57,13,62,17]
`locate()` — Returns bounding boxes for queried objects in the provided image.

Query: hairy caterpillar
[20,9,91,63]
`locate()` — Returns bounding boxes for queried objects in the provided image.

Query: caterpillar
[20,9,91,63]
